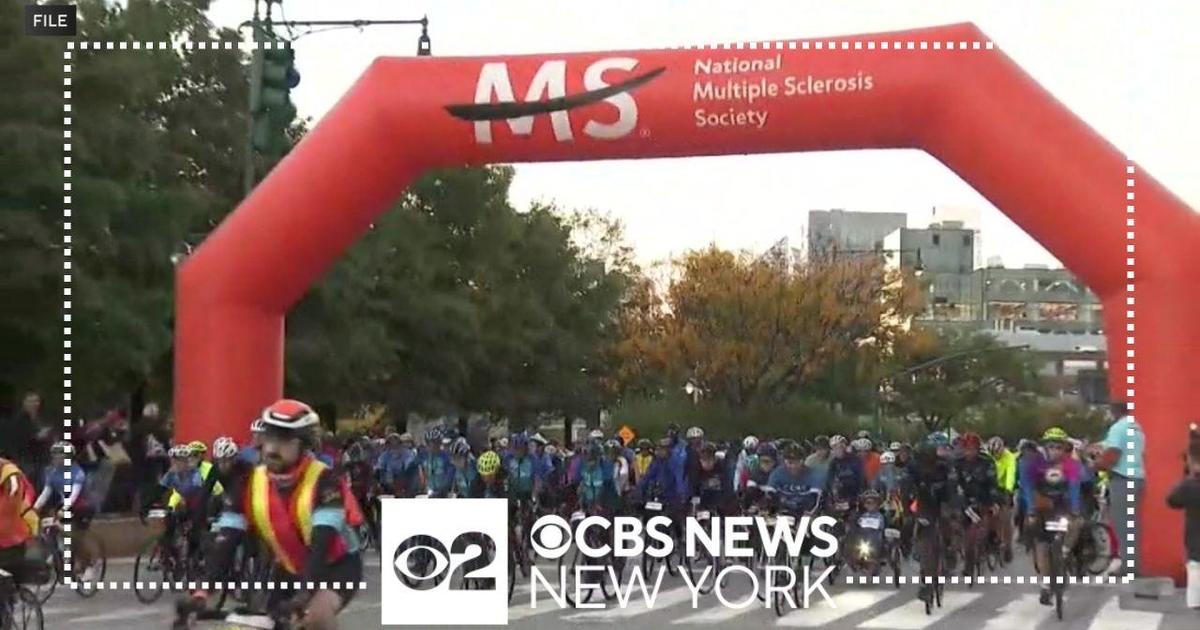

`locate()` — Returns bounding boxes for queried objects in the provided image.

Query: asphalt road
[37,554,1197,629]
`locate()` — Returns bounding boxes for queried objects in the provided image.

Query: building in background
[806,209,906,260]
[803,209,1106,405]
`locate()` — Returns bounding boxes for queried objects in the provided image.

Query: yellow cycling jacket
[994,448,1017,493]
[167,460,223,509]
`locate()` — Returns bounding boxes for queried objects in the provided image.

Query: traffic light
[251,43,300,159]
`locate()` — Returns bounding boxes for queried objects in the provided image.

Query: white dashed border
[1124,163,1136,584]
[63,35,1134,593]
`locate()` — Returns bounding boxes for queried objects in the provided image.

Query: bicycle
[684,498,722,595]
[0,569,42,630]
[33,515,106,602]
[133,508,199,604]
[961,503,990,587]
[1044,514,1071,621]
[914,514,946,616]
[639,497,682,579]
[561,506,622,607]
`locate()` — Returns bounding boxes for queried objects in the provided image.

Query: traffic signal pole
[243,8,264,197]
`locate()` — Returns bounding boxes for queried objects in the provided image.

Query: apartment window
[963,234,972,246]
[932,234,941,246]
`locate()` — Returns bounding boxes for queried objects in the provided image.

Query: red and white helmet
[259,399,320,435]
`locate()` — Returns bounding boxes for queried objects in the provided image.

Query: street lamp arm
[884,344,1030,381]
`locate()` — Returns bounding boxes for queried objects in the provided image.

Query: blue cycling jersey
[504,455,537,495]
[767,467,820,513]
[160,469,204,495]
[421,450,455,496]
[578,461,615,507]
[42,465,85,499]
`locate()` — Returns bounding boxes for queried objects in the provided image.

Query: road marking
[980,593,1055,630]
[672,597,761,624]
[41,605,84,618]
[68,607,165,624]
[775,590,895,627]
[563,586,693,621]
[1085,595,1163,630]
[859,591,981,629]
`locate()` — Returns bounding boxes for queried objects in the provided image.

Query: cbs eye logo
[393,532,498,590]
[529,515,573,559]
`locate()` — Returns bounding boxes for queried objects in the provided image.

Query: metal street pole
[243,2,264,197]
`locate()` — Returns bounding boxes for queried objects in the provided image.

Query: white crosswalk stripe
[775,590,896,627]
[671,597,760,624]
[563,586,694,622]
[1086,595,1164,630]
[980,593,1056,630]
[858,591,982,629]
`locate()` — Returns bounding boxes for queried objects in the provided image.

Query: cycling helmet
[423,426,444,443]
[755,443,777,459]
[856,430,871,440]
[259,400,320,440]
[636,438,652,450]
[829,435,848,448]
[451,437,472,458]
[250,419,266,434]
[986,436,1005,453]
[530,433,547,446]
[699,442,717,457]
[213,436,238,460]
[398,432,414,444]
[476,451,500,475]
[168,444,192,459]
[1017,438,1037,452]
[657,437,673,448]
[497,436,509,449]
[385,432,401,442]
[685,426,705,440]
[851,437,872,451]
[743,435,759,450]
[511,433,529,449]
[960,432,982,450]
[927,431,950,447]
[813,436,830,450]
[50,440,71,456]
[1041,427,1070,444]
[879,451,896,465]
[586,428,603,440]
[888,441,902,452]
[545,444,559,456]
[604,438,623,451]
[1066,437,1082,451]
[188,440,207,455]
[860,489,881,503]
[666,423,680,437]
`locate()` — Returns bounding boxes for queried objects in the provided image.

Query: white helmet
[685,426,704,440]
[213,436,239,460]
[168,444,192,459]
[888,441,902,452]
[250,418,266,434]
[986,436,1005,453]
[588,429,604,440]
[830,435,848,448]
[259,399,319,432]
[742,435,759,450]
[852,438,872,451]
[880,451,896,465]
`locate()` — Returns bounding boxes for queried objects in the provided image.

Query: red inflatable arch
[175,23,1199,579]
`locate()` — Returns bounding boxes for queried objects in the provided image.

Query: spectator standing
[1165,439,1200,610]
[1101,401,1144,575]
[3,392,55,491]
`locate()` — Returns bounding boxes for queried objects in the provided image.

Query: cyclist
[638,438,685,515]
[955,432,999,576]
[239,420,265,465]
[907,440,959,605]
[633,439,654,483]
[420,427,455,497]
[684,426,706,492]
[733,435,759,492]
[159,444,209,562]
[874,450,901,496]
[988,436,1017,562]
[450,438,476,498]
[856,437,881,486]
[805,436,832,491]
[742,443,778,509]
[1013,438,1041,535]
[375,433,423,498]
[605,439,631,496]
[1021,427,1083,606]
[469,451,507,499]
[576,442,620,515]
[766,446,821,515]
[35,442,92,575]
[693,442,735,515]
[504,433,541,502]
[208,436,248,502]
[177,399,364,630]
[0,455,38,584]
[827,435,866,508]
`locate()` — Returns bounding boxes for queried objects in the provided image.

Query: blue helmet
[927,431,950,447]
[511,432,529,449]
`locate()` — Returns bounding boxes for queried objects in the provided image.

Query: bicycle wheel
[771,551,792,617]
[562,546,595,607]
[31,543,56,605]
[133,538,165,604]
[890,545,902,589]
[13,587,45,630]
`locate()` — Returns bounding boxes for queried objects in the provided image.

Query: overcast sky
[205,0,1199,268]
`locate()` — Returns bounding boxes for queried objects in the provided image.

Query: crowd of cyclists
[0,397,1125,628]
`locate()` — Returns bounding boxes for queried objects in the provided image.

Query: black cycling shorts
[268,553,364,610]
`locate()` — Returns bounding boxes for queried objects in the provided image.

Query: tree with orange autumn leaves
[605,247,924,410]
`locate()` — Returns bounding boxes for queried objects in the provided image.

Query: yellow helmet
[477,450,500,476]
[188,440,207,455]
